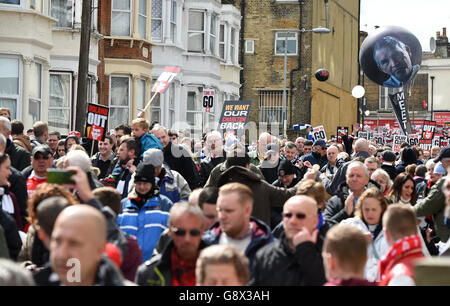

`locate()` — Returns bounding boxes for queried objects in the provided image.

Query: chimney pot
[437,31,441,39]
[443,27,447,37]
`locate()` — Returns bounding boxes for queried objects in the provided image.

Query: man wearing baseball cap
[301,139,328,169]
[414,146,450,243]
[25,145,54,198]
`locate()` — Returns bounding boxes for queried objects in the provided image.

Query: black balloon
[359,26,422,88]
[315,69,329,82]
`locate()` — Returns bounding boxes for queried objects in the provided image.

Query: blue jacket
[139,133,162,158]
[202,217,275,267]
[117,194,173,261]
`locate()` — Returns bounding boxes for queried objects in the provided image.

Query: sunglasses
[170,226,202,237]
[282,212,307,220]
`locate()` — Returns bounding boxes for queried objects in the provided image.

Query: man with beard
[373,36,420,88]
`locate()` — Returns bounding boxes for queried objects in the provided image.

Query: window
[210,15,217,55]
[49,73,72,133]
[379,87,394,110]
[87,75,95,105]
[109,76,130,130]
[138,0,147,39]
[29,0,43,12]
[111,0,131,36]
[230,28,236,64]
[137,78,146,111]
[259,90,286,124]
[219,24,226,61]
[51,0,73,28]
[0,0,24,7]
[150,79,160,123]
[29,62,42,122]
[0,57,20,120]
[245,39,254,54]
[188,10,205,53]
[275,32,297,55]
[186,91,201,128]
[151,0,162,41]
[170,1,177,43]
[168,83,175,128]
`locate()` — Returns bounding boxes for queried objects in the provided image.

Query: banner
[373,132,384,145]
[433,136,441,147]
[312,126,327,141]
[388,91,412,136]
[336,126,348,144]
[441,136,449,147]
[393,135,408,153]
[218,101,252,136]
[85,103,109,142]
[152,66,180,94]
[202,89,215,113]
[419,120,436,151]
[445,122,450,137]
[408,134,420,146]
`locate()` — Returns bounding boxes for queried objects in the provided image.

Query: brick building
[235,0,360,140]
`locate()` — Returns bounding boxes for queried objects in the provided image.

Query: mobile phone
[47,169,76,184]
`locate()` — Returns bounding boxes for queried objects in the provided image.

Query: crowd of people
[0,104,449,286]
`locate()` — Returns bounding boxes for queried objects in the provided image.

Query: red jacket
[378,248,424,286]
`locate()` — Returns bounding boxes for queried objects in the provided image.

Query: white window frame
[138,0,147,39]
[219,23,226,61]
[168,83,175,128]
[169,0,177,44]
[274,31,298,56]
[49,71,73,133]
[150,78,161,123]
[28,61,42,122]
[379,87,394,110]
[209,14,218,56]
[50,0,74,28]
[111,0,132,37]
[259,90,285,124]
[0,55,22,120]
[151,0,163,42]
[186,90,201,128]
[245,39,254,54]
[109,75,131,130]
[230,27,236,64]
[188,10,206,53]
[29,0,44,12]
[137,78,146,111]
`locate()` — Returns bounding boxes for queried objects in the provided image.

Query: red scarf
[170,247,196,286]
[378,234,422,282]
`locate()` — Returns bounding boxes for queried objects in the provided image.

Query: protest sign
[312,126,327,141]
[373,132,384,145]
[393,135,408,153]
[419,120,437,151]
[202,89,215,113]
[218,101,252,136]
[433,136,441,147]
[408,134,420,146]
[152,66,180,94]
[85,103,109,142]
[336,126,348,144]
[358,131,369,140]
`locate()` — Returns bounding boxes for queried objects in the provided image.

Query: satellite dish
[430,37,436,53]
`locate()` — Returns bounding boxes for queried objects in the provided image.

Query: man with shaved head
[250,195,326,286]
[34,205,125,286]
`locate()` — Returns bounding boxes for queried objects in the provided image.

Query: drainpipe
[289,0,304,131]
[239,0,246,98]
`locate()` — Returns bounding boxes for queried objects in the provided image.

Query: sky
[360,0,450,51]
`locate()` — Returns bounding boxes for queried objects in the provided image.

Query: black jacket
[381,163,397,181]
[324,180,381,226]
[164,141,199,190]
[34,256,125,286]
[258,158,281,184]
[0,209,22,260]
[249,233,326,286]
[9,166,28,227]
[6,139,31,171]
[135,237,209,286]
[198,152,226,187]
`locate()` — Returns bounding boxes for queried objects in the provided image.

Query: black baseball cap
[32,144,52,158]
[434,146,450,163]
[381,150,396,162]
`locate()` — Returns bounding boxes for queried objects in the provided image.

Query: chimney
[437,31,441,39]
[443,27,447,37]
